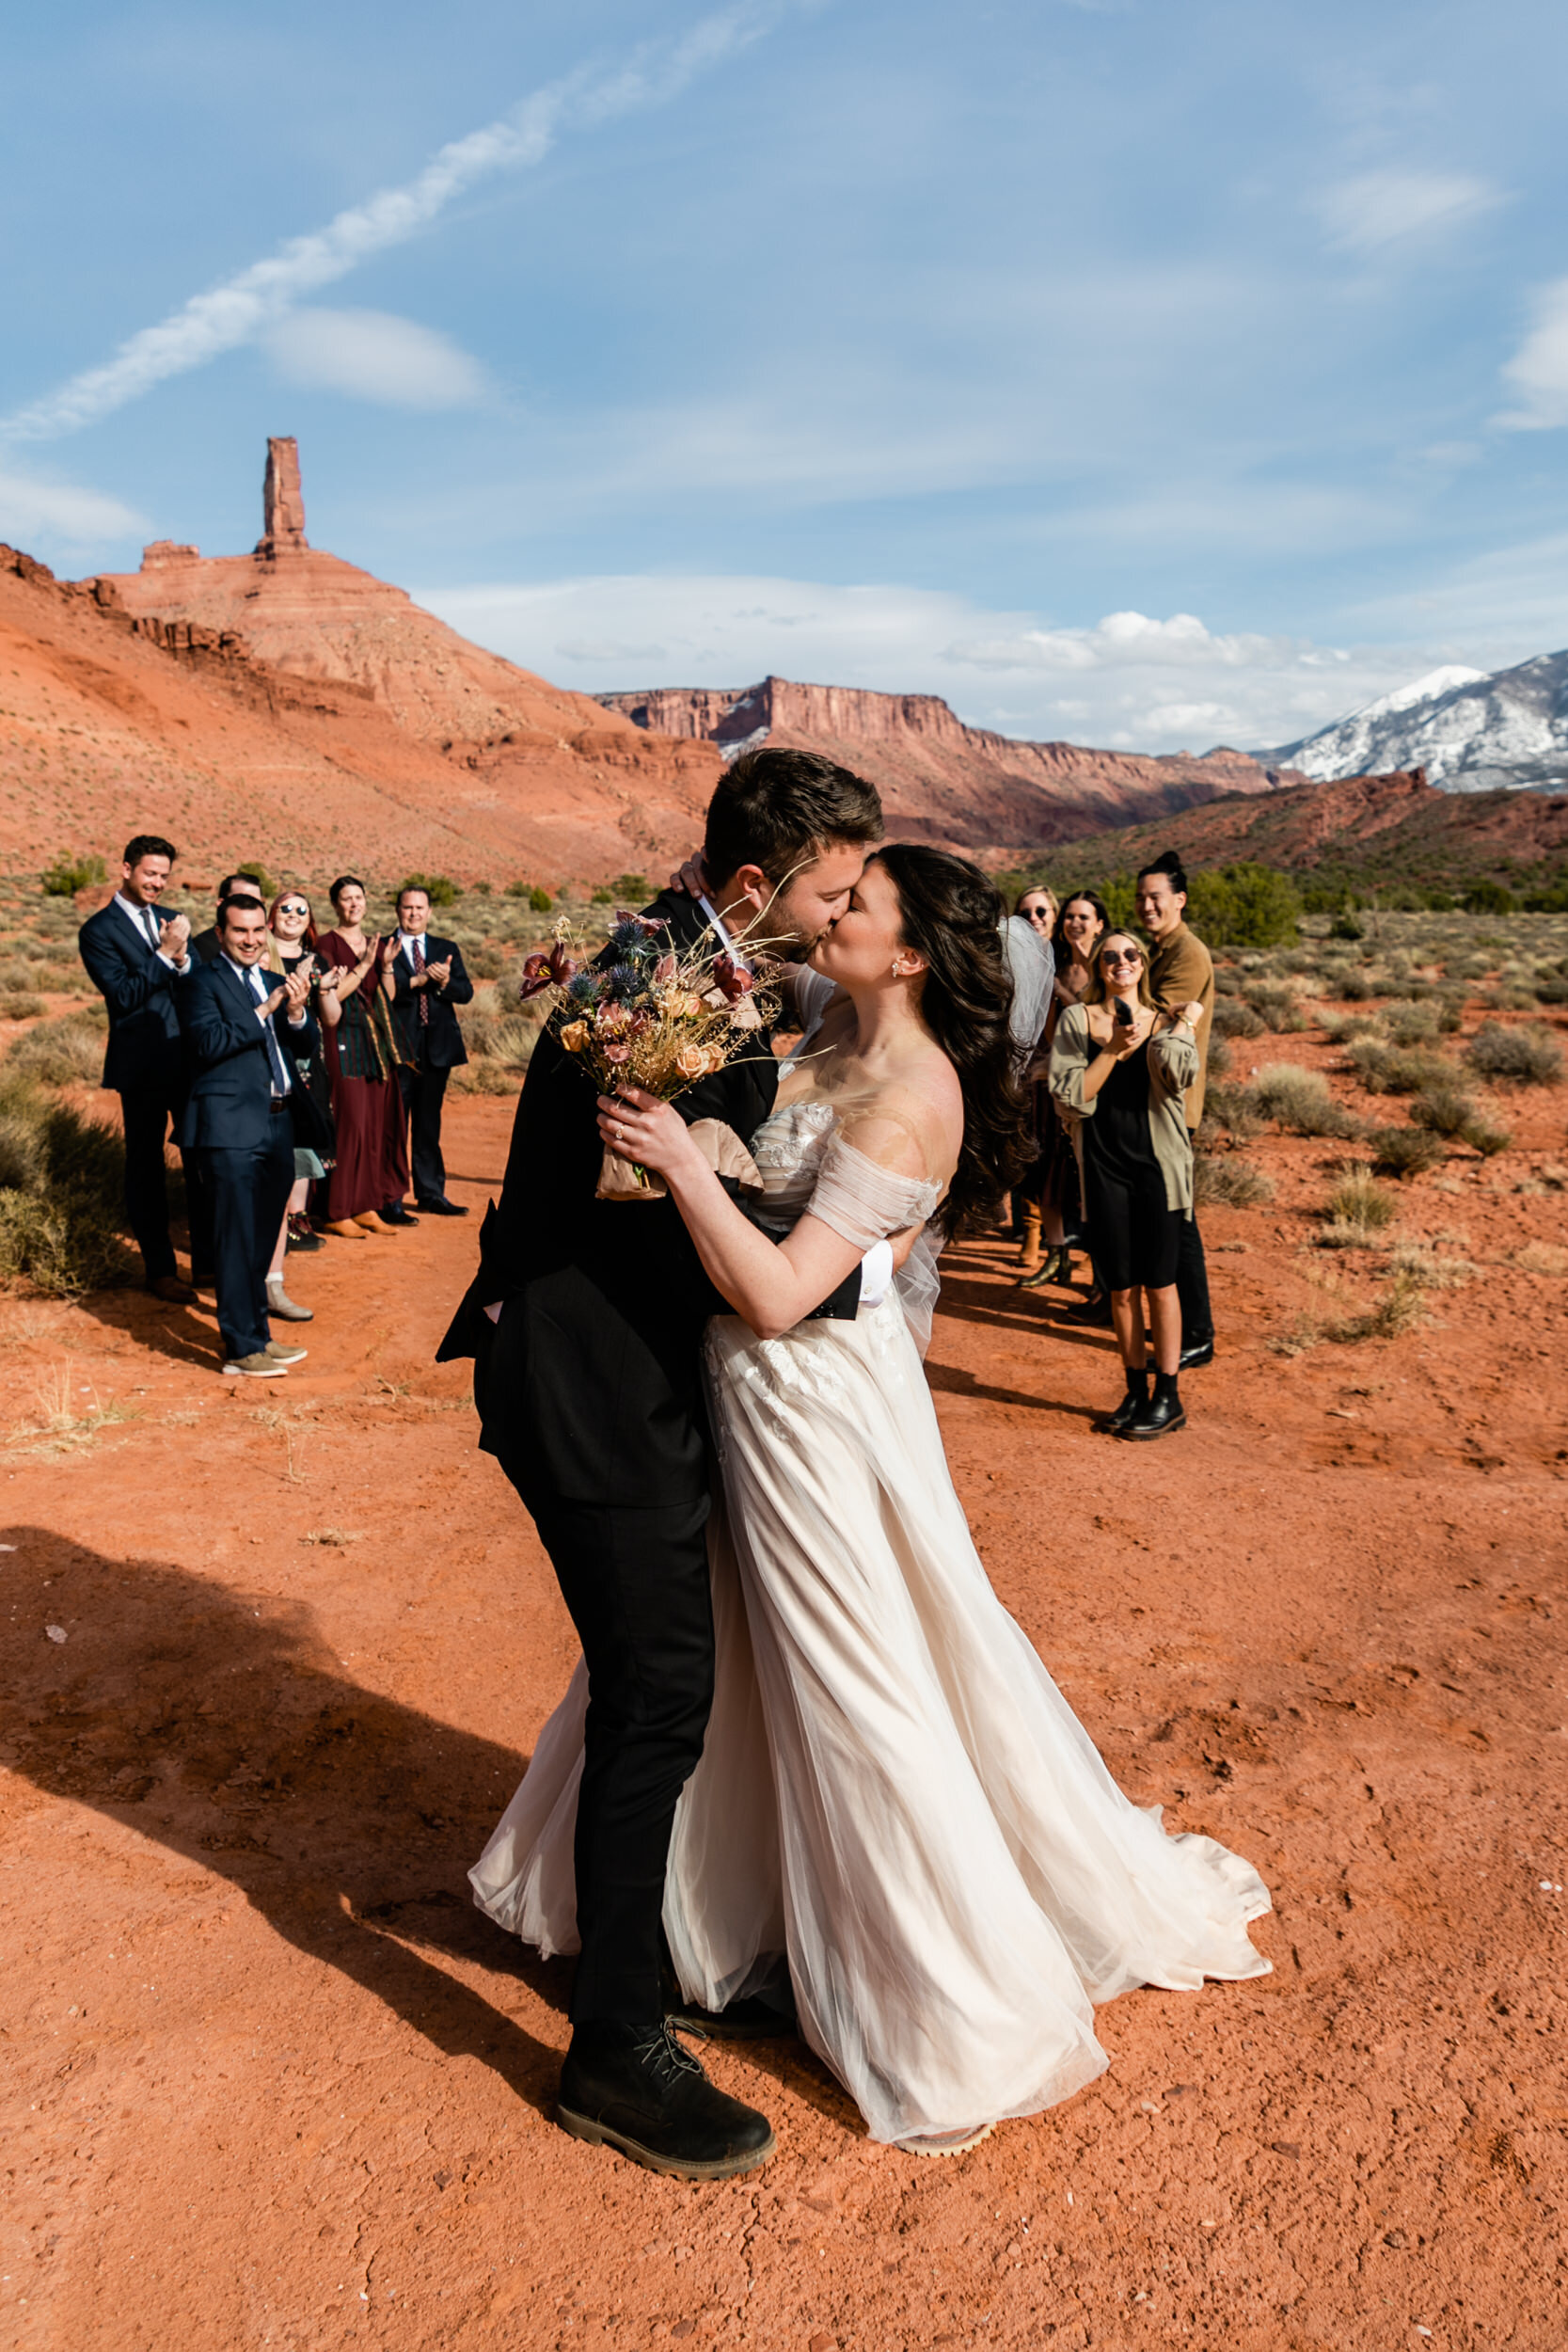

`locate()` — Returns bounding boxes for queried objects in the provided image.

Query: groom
[441,747,883,2178]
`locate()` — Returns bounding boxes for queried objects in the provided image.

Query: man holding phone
[1136,852,1216,1369]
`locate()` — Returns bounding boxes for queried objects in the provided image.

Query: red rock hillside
[597,675,1305,853]
[1,440,722,887]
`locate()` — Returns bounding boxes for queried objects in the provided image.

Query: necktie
[143,908,161,951]
[412,936,429,1026]
[248,966,292,1096]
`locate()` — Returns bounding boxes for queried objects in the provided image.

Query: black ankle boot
[557,2021,776,2179]
[1100,1368,1150,1434]
[1120,1370,1186,1441]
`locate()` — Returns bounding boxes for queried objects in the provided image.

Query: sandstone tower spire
[257,437,308,557]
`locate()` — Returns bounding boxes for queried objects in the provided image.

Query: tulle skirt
[471,1293,1271,2145]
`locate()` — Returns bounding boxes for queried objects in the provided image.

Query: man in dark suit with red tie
[77,833,210,1303]
[178,895,317,1378]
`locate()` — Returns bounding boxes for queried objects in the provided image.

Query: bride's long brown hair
[875,844,1032,1232]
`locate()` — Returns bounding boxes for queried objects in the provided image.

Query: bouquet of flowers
[518,911,781,1197]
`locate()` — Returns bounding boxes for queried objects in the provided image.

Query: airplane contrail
[1,5,784,443]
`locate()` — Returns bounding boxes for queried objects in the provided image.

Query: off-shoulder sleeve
[805,1094,947,1249]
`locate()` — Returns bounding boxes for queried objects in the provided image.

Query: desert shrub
[1326,1165,1397,1231]
[1206,1033,1232,1080]
[1433,990,1466,1034]
[1243,982,1307,1033]
[41,854,106,897]
[1,993,48,1022]
[1246,1063,1362,1138]
[1464,1023,1564,1086]
[611,872,650,900]
[0,1074,133,1295]
[1194,1153,1274,1208]
[1321,1011,1383,1046]
[1347,1041,1452,1095]
[6,1014,104,1088]
[1185,864,1302,950]
[1410,1082,1478,1138]
[591,887,615,905]
[1201,1081,1263,1141]
[471,880,493,897]
[1461,1118,1512,1156]
[1389,1240,1478,1290]
[399,872,461,907]
[1383,999,1440,1046]
[1329,911,1365,941]
[1370,1125,1444,1180]
[449,1057,525,1097]
[1212,996,1265,1040]
[467,948,504,980]
[1465,880,1517,915]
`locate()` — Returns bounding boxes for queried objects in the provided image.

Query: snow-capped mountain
[1263,650,1568,792]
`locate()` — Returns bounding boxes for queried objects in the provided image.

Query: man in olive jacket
[1137,852,1215,1367]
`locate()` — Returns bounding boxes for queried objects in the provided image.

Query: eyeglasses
[1022,906,1053,925]
[278,902,309,916]
[1101,950,1144,967]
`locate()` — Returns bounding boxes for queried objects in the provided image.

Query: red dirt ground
[2,1046,1566,2351]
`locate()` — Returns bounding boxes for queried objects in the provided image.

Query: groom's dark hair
[705,747,883,886]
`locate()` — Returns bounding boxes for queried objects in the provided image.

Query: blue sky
[4,0,1568,752]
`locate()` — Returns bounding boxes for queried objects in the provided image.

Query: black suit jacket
[78,899,194,1095]
[176,958,318,1152]
[191,926,222,965]
[438,892,857,1507]
[387,934,472,1070]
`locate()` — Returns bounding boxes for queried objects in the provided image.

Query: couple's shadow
[3,1528,853,2133]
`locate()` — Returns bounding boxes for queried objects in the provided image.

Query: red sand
[2,1068,1565,2351]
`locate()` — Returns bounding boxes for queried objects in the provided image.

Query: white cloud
[1314,168,1504,252]
[420,571,1451,754]
[1495,276,1568,430]
[265,309,486,408]
[0,4,788,443]
[0,468,148,547]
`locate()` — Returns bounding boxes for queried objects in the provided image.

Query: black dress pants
[119,1081,211,1283]
[1176,1202,1213,1348]
[397,1059,451,1204]
[525,1489,716,2026]
[200,1116,295,1360]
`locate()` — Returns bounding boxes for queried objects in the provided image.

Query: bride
[472,845,1271,2153]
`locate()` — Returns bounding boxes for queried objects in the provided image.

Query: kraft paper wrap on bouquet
[595,1119,766,1202]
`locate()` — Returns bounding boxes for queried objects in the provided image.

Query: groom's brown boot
[557,2022,776,2180]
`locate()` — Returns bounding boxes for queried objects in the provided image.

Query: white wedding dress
[472,975,1271,2147]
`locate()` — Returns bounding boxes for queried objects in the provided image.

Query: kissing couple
[442,747,1270,2178]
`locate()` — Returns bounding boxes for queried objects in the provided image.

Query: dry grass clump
[1513,1240,1568,1277]
[1346,1039,1454,1095]
[1388,1239,1478,1290]
[1212,996,1265,1040]
[7,1361,139,1454]
[1194,1153,1274,1209]
[1201,1081,1264,1141]
[1408,1080,1478,1138]
[1242,981,1307,1033]
[1320,1011,1382,1046]
[6,1013,104,1088]
[1246,1063,1362,1138]
[1320,1164,1398,1247]
[1382,998,1441,1045]
[0,1074,132,1295]
[1464,1022,1564,1087]
[1369,1125,1444,1180]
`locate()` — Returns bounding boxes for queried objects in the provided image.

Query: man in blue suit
[178,894,317,1377]
[77,833,210,1304]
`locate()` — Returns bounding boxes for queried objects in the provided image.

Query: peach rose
[560,1020,590,1053]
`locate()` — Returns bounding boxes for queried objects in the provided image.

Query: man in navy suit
[384,884,473,1218]
[77,833,210,1304]
[178,894,317,1377]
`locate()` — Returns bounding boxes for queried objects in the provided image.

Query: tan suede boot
[1016,1202,1044,1278]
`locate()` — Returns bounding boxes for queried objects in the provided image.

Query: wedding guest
[312,877,408,1238]
[192,871,269,965]
[1048,930,1203,1440]
[178,895,314,1377]
[260,889,341,1312]
[385,884,473,1217]
[1137,852,1216,1369]
[1018,889,1106,1288]
[1009,886,1056,1269]
[77,833,210,1303]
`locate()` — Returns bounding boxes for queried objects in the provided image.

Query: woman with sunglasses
[1017,889,1108,1290]
[264,892,341,1292]
[1048,932,1205,1438]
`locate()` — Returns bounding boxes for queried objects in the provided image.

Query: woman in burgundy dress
[314,875,410,1237]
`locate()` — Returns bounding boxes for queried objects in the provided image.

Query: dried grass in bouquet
[518,911,784,1198]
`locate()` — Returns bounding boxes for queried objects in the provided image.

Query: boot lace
[631,2022,706,2091]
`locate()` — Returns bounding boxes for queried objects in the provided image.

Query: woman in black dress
[1048,932,1205,1440]
[1018,888,1107,1292]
